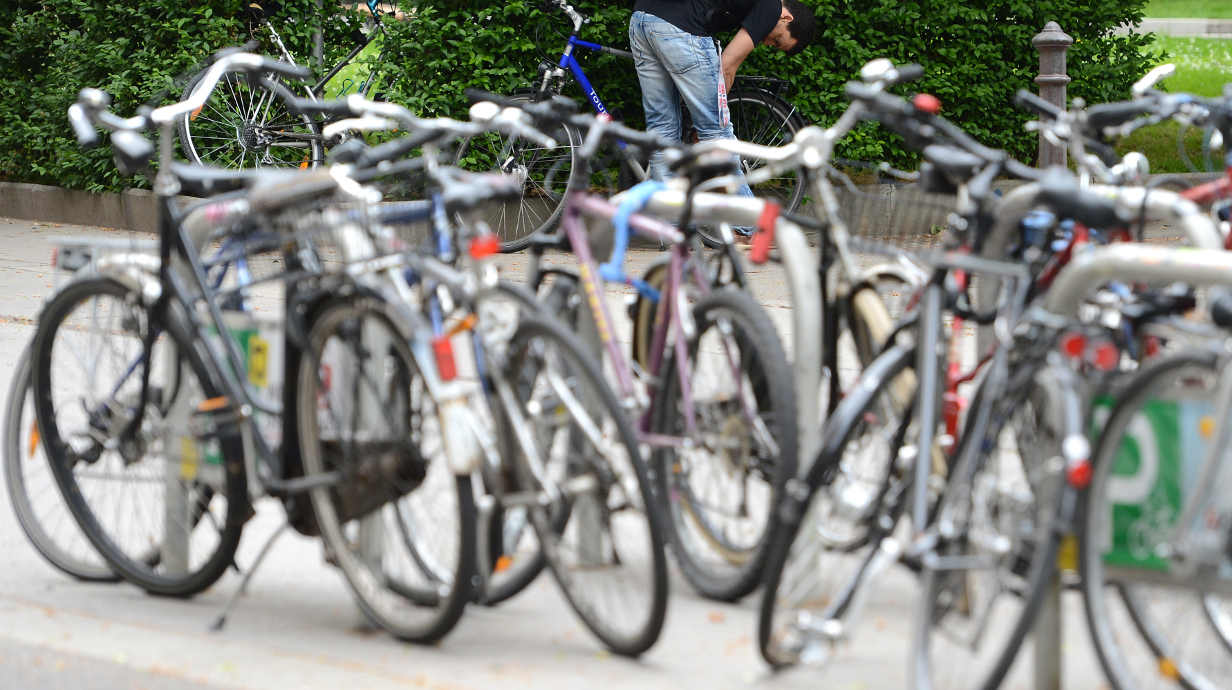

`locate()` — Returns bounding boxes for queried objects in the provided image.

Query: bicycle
[176,0,399,171]
[454,0,808,251]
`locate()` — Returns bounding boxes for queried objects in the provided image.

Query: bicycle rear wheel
[297,296,476,643]
[453,92,581,252]
[653,287,797,601]
[501,314,668,656]
[694,88,806,249]
[31,277,247,597]
[178,70,324,170]
[5,345,116,582]
[1081,350,1232,690]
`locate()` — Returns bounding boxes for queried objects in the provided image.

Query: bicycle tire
[912,372,1067,690]
[1080,350,1232,690]
[31,277,248,597]
[453,92,582,253]
[758,339,915,667]
[4,344,117,582]
[501,313,669,656]
[177,69,324,170]
[296,295,477,642]
[474,281,553,606]
[652,286,797,601]
[695,88,807,249]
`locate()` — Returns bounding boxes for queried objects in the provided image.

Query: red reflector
[50,246,59,269]
[469,235,500,259]
[1059,331,1086,359]
[1091,340,1119,372]
[433,336,457,381]
[1067,460,1092,489]
[750,201,780,265]
[913,94,942,115]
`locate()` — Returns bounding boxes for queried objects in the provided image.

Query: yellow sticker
[180,437,199,481]
[1057,533,1079,572]
[248,335,269,388]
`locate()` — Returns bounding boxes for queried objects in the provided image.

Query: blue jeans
[629,10,754,230]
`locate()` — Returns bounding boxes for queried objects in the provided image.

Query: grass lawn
[1144,0,1232,19]
[1110,36,1231,173]
[1149,36,1232,97]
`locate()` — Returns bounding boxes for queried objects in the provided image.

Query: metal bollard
[1033,21,1074,168]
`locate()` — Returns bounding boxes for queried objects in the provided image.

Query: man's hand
[720,29,756,92]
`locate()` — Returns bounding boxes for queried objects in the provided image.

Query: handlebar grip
[259,57,313,81]
[891,64,924,84]
[354,129,444,169]
[286,97,357,117]
[1084,100,1154,136]
[465,88,519,107]
[1004,158,1042,181]
[1013,89,1065,119]
[67,104,99,150]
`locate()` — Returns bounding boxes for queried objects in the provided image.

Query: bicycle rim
[178,71,323,170]
[1081,351,1232,690]
[653,287,797,601]
[453,93,580,252]
[4,345,117,582]
[298,297,476,642]
[503,314,668,656]
[31,278,246,596]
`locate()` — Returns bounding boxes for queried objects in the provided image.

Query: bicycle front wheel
[653,287,797,601]
[178,70,324,170]
[1080,350,1232,690]
[453,92,582,252]
[5,344,116,582]
[31,277,248,597]
[913,375,1066,690]
[501,314,668,656]
[297,296,476,643]
[759,342,912,667]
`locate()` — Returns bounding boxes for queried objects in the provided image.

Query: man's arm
[720,28,756,91]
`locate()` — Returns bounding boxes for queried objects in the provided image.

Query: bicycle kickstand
[210,518,290,631]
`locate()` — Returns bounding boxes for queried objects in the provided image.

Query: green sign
[1095,395,1212,571]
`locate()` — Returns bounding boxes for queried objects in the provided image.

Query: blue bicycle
[455,0,807,251]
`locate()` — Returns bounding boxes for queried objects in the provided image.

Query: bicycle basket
[830,169,958,256]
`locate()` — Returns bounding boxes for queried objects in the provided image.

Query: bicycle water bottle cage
[602,180,665,303]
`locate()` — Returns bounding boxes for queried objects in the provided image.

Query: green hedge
[0,0,1155,192]
[379,1,1156,165]
[0,0,360,192]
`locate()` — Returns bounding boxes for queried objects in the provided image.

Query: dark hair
[782,0,816,56]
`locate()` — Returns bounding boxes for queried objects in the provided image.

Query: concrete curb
[0,182,202,232]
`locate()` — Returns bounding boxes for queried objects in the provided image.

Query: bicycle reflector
[1090,340,1120,372]
[1059,331,1086,359]
[913,94,942,115]
[469,235,500,259]
[433,336,458,381]
[750,200,780,265]
[1063,434,1093,489]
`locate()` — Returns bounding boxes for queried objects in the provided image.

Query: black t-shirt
[634,0,781,44]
